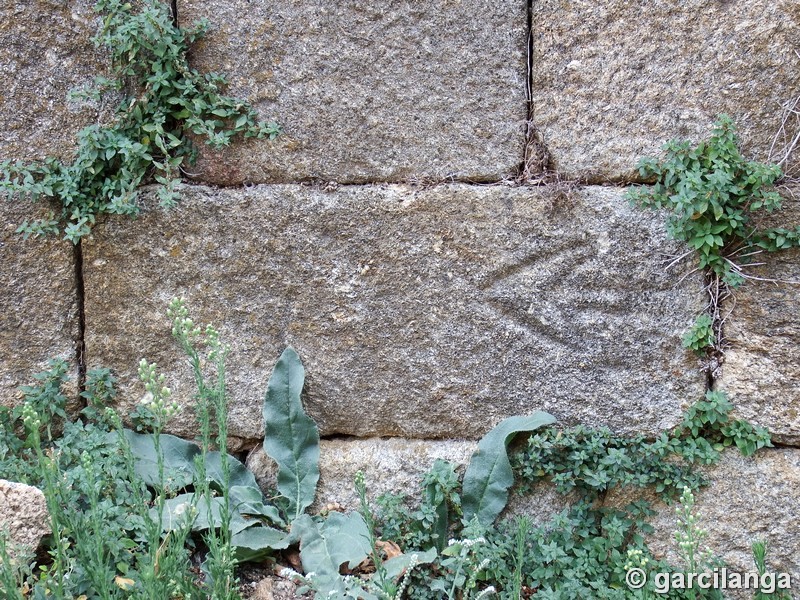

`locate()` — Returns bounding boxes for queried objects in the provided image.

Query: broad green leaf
[156,493,259,535]
[203,451,260,489]
[383,547,437,581]
[263,347,320,520]
[229,485,285,527]
[462,412,556,526]
[120,430,261,493]
[118,430,199,489]
[231,525,291,561]
[423,459,454,552]
[291,512,373,596]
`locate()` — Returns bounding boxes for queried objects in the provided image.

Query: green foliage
[679,391,771,457]
[124,430,285,532]
[0,530,30,600]
[348,472,435,599]
[486,501,659,600]
[462,412,556,527]
[263,346,321,522]
[0,0,279,243]
[289,512,374,597]
[513,424,702,500]
[0,361,201,599]
[376,460,462,554]
[420,459,462,552]
[373,390,774,599]
[672,486,721,600]
[143,299,241,598]
[0,359,73,484]
[682,314,715,355]
[752,541,794,600]
[512,391,771,503]
[432,537,496,599]
[627,114,796,287]
[388,498,664,600]
[0,303,779,600]
[0,301,295,599]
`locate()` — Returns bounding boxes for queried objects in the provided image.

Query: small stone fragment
[0,480,51,559]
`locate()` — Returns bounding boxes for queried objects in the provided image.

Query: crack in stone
[517,0,555,183]
[171,177,636,196]
[73,241,87,401]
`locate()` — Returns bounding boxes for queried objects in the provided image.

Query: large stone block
[246,438,475,512]
[717,197,800,444]
[83,183,705,447]
[0,0,108,162]
[246,437,571,526]
[721,260,800,444]
[531,0,800,181]
[0,201,79,410]
[177,0,528,184]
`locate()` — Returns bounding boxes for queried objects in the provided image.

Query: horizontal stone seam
[184,174,522,188]
[771,440,800,450]
[176,177,637,192]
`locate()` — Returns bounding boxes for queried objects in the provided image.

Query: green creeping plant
[627,114,798,288]
[1,0,279,243]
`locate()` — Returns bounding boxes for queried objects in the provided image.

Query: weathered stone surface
[177,0,527,184]
[532,0,800,181]
[83,183,705,446]
[241,575,311,600]
[0,479,50,558]
[248,437,571,527]
[0,200,79,410]
[247,438,475,512]
[609,448,800,593]
[0,0,108,162]
[718,196,800,444]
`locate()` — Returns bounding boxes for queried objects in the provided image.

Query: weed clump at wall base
[0,300,779,599]
[0,0,278,243]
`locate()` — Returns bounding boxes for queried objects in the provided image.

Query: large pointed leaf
[123,430,285,531]
[229,485,285,527]
[461,412,556,526]
[156,493,261,535]
[263,347,320,520]
[423,459,455,552]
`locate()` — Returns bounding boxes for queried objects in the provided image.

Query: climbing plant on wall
[0,0,278,243]
[628,115,800,357]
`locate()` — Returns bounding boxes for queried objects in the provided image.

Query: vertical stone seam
[170,0,178,27]
[518,0,553,181]
[517,0,534,177]
[73,241,87,401]
[706,273,730,394]
[525,0,533,106]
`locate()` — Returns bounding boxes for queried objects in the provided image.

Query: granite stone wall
[2,0,799,585]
